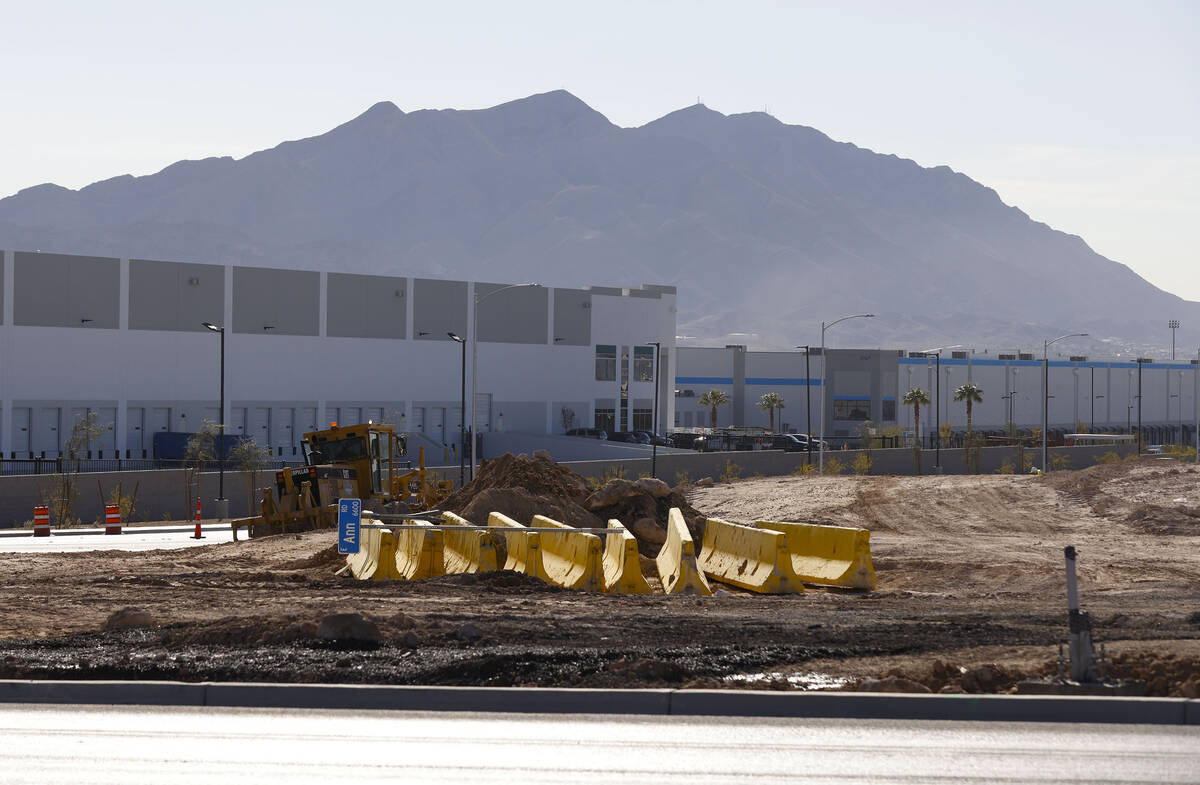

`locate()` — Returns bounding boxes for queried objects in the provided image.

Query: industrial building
[675,345,1199,444]
[0,250,676,459]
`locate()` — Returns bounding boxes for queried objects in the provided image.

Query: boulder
[629,517,667,546]
[695,477,715,487]
[456,622,483,643]
[316,612,381,645]
[960,664,1004,693]
[585,479,643,510]
[533,449,553,461]
[634,477,672,497]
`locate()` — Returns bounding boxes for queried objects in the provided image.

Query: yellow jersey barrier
[655,508,712,596]
[758,520,876,590]
[602,519,653,594]
[345,523,399,581]
[487,512,547,581]
[533,515,603,592]
[442,512,500,574]
[698,517,805,594]
[393,520,446,580]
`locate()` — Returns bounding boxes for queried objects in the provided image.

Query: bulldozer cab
[302,422,407,501]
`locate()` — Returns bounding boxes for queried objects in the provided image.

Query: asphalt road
[0,526,234,552]
[2,704,1197,784]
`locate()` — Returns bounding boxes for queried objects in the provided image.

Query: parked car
[1144,444,1165,455]
[769,434,806,452]
[632,430,670,446]
[565,427,608,440]
[607,431,642,443]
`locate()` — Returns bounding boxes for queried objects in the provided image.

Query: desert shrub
[587,464,628,490]
[1095,451,1120,465]
[674,470,692,486]
[824,457,845,475]
[996,460,1014,475]
[852,452,872,475]
[720,459,742,483]
[792,463,818,477]
[1050,453,1072,470]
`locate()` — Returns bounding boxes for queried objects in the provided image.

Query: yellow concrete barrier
[698,517,805,594]
[602,519,652,595]
[487,512,547,581]
[345,523,399,581]
[758,521,876,590]
[442,512,500,574]
[656,508,712,596]
[393,520,446,580]
[533,515,603,592]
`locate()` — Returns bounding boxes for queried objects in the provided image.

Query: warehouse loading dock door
[37,408,61,457]
[126,408,144,458]
[12,408,30,456]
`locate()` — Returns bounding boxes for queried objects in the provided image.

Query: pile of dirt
[442,453,590,512]
[440,452,706,552]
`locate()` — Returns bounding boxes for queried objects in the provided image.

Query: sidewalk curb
[0,680,1195,725]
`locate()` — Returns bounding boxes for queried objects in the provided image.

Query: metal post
[1064,546,1095,682]
[650,341,661,479]
[1194,350,1198,464]
[1042,333,1087,473]
[817,313,874,475]
[448,332,466,488]
[805,347,812,464]
[218,325,225,507]
[1169,320,1179,360]
[935,350,941,471]
[1137,358,1144,452]
[1090,366,1095,432]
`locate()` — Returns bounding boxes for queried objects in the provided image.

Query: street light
[795,346,814,464]
[819,314,874,474]
[471,283,542,480]
[201,322,227,518]
[920,344,963,472]
[1169,320,1180,360]
[448,332,466,488]
[648,341,661,479]
[1042,333,1087,473]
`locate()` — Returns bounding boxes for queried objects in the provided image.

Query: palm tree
[697,389,731,430]
[757,392,786,432]
[902,387,932,444]
[953,382,984,436]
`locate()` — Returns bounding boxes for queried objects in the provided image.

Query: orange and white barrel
[104,504,122,535]
[33,506,51,537]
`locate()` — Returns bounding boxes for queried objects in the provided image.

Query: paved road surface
[2,704,1197,784]
[0,526,234,553]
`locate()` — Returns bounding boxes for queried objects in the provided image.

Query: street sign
[338,498,361,554]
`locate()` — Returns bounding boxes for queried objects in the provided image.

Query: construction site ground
[1,458,1198,697]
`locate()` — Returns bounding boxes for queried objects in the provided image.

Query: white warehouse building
[675,346,1200,445]
[0,250,677,459]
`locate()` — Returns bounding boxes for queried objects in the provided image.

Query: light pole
[1169,320,1180,360]
[920,344,962,472]
[819,313,874,474]
[1136,357,1150,452]
[1042,333,1087,473]
[1193,350,1199,464]
[201,322,227,517]
[648,340,661,479]
[448,332,466,488]
[471,283,541,480]
[795,346,813,464]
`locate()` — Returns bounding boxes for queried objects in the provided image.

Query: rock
[856,676,932,694]
[629,517,667,546]
[316,612,381,645]
[695,477,715,487]
[104,607,155,631]
[961,664,1003,693]
[585,479,643,510]
[456,622,483,643]
[1180,679,1200,699]
[938,684,966,694]
[401,631,420,648]
[390,612,417,629]
[533,449,553,461]
[634,477,672,498]
[280,620,318,641]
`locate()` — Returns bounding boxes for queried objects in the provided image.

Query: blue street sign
[338,498,362,555]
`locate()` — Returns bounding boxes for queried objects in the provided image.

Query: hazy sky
[3,1,1197,299]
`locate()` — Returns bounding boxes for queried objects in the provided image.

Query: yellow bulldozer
[231,422,453,539]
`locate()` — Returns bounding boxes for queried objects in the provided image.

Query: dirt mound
[442,453,589,512]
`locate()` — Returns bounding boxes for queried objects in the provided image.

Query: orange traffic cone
[192,522,204,540]
[195,499,201,521]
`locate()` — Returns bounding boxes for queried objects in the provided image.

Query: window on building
[595,345,616,381]
[833,399,870,421]
[634,346,655,382]
[882,399,896,422]
[595,408,615,434]
[632,408,653,431]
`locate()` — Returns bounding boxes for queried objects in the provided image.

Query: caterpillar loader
[231,422,452,539]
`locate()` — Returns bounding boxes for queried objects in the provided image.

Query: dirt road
[1,459,1197,695]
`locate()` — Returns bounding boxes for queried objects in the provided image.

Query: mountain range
[1,89,1193,357]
